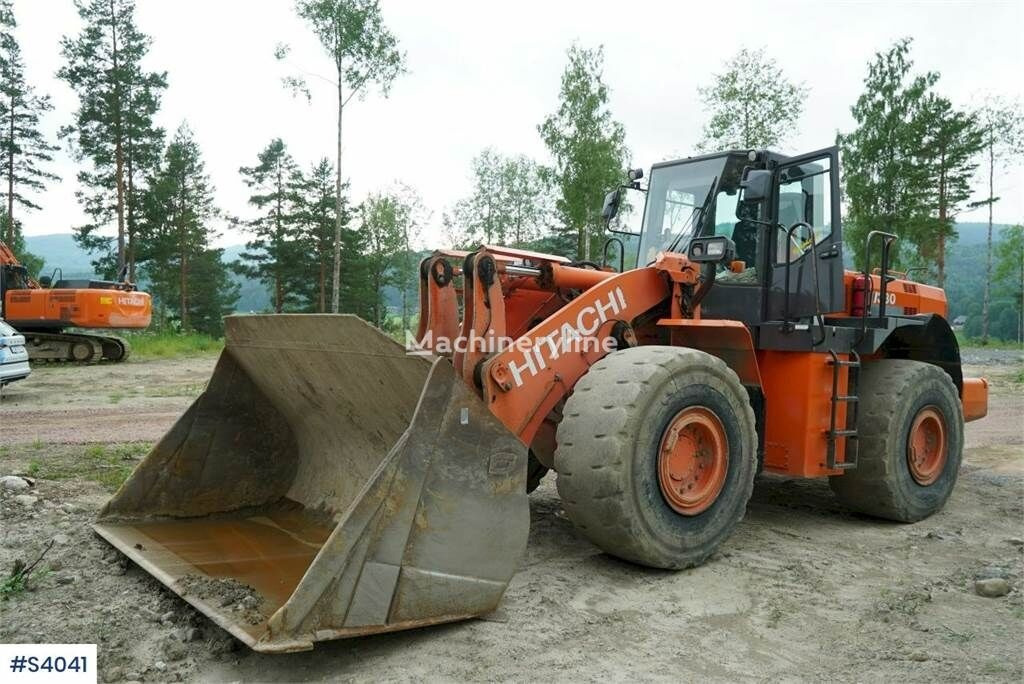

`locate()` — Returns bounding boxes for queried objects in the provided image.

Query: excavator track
[23,332,131,363]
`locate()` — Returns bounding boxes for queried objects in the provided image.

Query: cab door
[765,147,844,321]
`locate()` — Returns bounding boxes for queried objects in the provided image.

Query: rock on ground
[974,578,1011,598]
[1,475,31,491]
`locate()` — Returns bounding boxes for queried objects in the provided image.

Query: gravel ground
[0,356,1021,682]
[959,347,1024,366]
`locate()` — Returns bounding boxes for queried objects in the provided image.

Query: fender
[655,318,762,388]
[875,314,962,391]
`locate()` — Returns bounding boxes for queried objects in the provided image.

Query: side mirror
[739,169,772,203]
[602,188,622,221]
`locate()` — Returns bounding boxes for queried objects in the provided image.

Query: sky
[10,0,1024,249]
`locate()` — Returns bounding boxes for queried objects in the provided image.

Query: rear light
[851,275,867,317]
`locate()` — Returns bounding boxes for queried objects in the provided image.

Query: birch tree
[279,0,406,313]
[539,45,628,262]
[973,97,1024,343]
[698,47,807,151]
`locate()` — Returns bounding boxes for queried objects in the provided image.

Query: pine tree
[291,158,349,312]
[0,0,59,246]
[336,221,373,318]
[0,206,43,276]
[236,139,304,313]
[539,45,628,261]
[58,0,166,279]
[139,124,236,334]
[184,247,239,336]
[915,96,984,288]
[838,38,936,270]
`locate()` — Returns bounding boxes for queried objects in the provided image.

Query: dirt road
[0,356,215,445]
[0,357,1021,682]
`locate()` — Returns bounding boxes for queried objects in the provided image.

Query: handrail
[855,230,898,346]
[781,221,826,346]
[601,236,626,273]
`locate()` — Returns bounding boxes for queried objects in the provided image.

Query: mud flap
[93,315,529,652]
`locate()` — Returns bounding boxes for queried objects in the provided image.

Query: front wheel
[554,346,757,569]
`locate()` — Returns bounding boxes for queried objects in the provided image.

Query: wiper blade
[666,175,719,255]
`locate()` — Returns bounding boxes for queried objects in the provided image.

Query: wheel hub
[71,341,93,362]
[657,407,729,515]
[907,406,947,486]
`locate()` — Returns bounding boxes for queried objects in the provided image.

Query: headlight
[687,236,736,264]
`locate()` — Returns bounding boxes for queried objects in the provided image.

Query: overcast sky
[11,0,1024,248]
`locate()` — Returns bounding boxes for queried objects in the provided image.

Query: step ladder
[826,350,860,470]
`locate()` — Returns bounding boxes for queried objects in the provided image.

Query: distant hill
[24,233,273,312]
[219,244,271,312]
[948,222,1010,247]
[24,233,97,278]
[21,224,1018,334]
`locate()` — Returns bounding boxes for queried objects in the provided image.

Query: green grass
[143,382,205,398]
[1,542,54,601]
[1,566,49,601]
[955,333,1024,350]
[126,331,224,360]
[26,443,151,492]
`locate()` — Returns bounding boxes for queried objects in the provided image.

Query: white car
[0,319,30,386]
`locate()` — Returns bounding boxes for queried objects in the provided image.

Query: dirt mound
[178,575,267,625]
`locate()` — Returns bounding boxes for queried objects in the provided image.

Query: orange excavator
[0,239,151,362]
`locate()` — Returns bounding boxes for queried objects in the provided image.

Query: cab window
[711,190,760,284]
[774,157,833,264]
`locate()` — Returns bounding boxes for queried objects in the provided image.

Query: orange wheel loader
[0,240,151,362]
[94,147,987,652]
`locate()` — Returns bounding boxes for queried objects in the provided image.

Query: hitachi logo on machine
[507,287,627,388]
[117,295,146,307]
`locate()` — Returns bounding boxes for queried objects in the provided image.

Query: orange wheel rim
[907,406,947,486]
[657,407,729,516]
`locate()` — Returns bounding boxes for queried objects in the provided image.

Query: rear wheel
[829,360,963,522]
[555,346,757,569]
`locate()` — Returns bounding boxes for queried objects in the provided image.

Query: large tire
[554,346,757,569]
[829,359,963,522]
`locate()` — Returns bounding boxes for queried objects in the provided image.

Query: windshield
[637,157,727,265]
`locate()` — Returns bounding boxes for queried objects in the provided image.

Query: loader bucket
[93,314,529,653]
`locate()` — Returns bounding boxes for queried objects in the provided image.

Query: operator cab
[611,147,844,332]
[0,263,32,309]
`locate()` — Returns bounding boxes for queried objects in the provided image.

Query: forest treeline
[1,1,1022,340]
